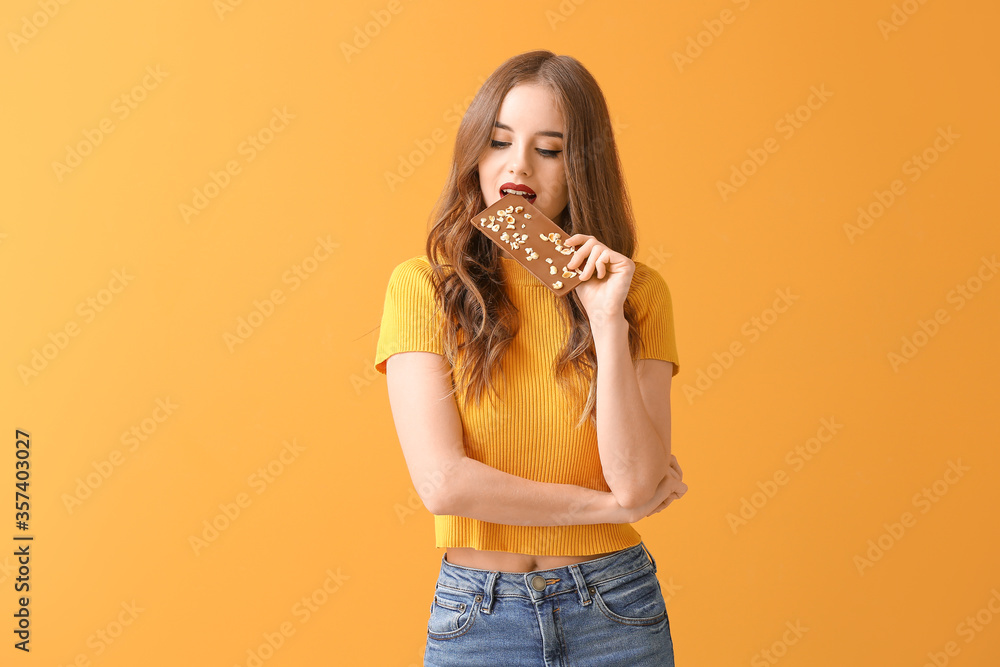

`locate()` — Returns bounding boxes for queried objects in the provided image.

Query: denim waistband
[436,541,657,614]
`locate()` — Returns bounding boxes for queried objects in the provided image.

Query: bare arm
[385,351,628,526]
[592,316,673,509]
[444,456,620,526]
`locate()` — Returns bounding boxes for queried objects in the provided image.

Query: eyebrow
[494,121,563,139]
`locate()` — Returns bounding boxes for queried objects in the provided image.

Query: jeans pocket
[589,567,668,627]
[427,584,483,640]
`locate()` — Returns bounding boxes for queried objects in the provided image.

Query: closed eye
[490,139,562,158]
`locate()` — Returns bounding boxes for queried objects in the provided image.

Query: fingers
[646,482,688,516]
[564,236,604,278]
[668,454,683,479]
[595,248,611,279]
[665,455,682,481]
[564,236,593,268]
[636,471,690,520]
[649,493,677,517]
[579,245,601,280]
[643,479,688,519]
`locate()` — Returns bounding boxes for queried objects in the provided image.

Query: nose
[506,142,531,177]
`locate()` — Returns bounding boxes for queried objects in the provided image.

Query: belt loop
[640,542,657,574]
[568,564,592,606]
[481,571,499,614]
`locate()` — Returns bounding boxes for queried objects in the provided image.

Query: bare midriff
[445,546,622,573]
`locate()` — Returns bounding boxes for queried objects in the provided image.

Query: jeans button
[531,575,547,591]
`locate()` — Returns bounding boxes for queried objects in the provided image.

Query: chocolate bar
[469,193,585,297]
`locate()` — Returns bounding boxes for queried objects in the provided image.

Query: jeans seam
[584,562,652,588]
[427,594,483,640]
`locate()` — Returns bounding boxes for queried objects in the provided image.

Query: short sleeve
[373,256,447,375]
[630,262,680,376]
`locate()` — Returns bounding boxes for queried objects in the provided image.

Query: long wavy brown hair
[425,50,645,429]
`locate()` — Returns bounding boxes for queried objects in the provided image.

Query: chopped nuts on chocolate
[469,193,584,296]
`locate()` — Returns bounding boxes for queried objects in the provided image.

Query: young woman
[375,50,687,666]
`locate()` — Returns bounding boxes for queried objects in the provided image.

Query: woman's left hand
[564,233,634,326]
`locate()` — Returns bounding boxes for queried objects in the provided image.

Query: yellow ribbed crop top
[374,254,680,556]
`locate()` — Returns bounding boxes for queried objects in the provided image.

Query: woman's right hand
[623,454,687,523]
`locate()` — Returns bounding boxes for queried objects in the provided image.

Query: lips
[500,182,537,204]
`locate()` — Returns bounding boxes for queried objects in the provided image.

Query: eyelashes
[490,140,562,158]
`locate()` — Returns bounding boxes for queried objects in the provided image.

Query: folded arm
[384,351,631,527]
[592,316,674,509]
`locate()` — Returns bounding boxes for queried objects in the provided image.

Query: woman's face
[478,82,569,226]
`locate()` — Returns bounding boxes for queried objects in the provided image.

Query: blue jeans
[424,541,675,666]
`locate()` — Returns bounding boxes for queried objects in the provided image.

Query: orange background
[3,0,999,664]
